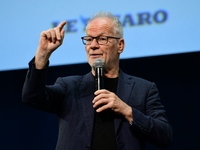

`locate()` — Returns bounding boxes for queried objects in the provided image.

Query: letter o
[153,10,168,23]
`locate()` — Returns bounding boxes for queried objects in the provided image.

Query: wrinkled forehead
[86,18,115,35]
[88,17,112,25]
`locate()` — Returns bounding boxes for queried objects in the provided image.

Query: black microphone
[93,58,105,91]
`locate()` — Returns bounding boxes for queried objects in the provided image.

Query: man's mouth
[90,54,103,58]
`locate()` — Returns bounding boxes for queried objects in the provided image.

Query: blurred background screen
[0,0,199,71]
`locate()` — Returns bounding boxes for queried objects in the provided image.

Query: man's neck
[92,67,119,78]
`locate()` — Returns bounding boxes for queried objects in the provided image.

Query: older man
[22,12,173,150]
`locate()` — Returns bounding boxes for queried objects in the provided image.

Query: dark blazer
[22,62,173,150]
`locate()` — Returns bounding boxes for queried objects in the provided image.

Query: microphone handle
[95,67,104,91]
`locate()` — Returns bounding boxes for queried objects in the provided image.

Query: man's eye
[99,37,107,41]
[85,38,92,41]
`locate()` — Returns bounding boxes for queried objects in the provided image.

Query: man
[22,12,173,150]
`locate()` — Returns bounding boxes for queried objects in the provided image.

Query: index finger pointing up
[57,21,67,31]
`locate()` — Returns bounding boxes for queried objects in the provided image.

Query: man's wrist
[124,106,133,124]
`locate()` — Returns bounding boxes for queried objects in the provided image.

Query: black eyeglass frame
[81,36,120,45]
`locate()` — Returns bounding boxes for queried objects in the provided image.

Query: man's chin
[89,58,103,65]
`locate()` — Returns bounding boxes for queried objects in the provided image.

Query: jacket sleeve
[22,58,65,114]
[130,82,173,148]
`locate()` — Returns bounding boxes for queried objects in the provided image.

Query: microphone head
[93,58,105,68]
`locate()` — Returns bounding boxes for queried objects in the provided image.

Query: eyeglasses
[81,36,120,45]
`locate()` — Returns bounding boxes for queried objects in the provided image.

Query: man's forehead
[86,18,114,36]
[88,17,113,27]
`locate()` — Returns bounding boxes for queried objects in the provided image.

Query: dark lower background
[0,51,199,150]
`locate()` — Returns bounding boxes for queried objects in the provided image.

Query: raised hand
[35,21,66,69]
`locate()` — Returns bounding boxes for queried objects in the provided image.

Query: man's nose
[90,38,99,48]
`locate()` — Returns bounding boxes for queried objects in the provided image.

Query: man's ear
[118,38,125,54]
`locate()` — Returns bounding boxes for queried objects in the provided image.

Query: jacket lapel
[79,72,95,143]
[114,71,135,133]
[79,71,135,140]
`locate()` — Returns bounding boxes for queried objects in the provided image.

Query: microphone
[93,58,105,91]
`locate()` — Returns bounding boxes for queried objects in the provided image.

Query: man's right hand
[35,21,66,69]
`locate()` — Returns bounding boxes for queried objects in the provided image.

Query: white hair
[86,12,123,38]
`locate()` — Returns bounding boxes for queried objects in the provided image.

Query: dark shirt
[91,77,118,150]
